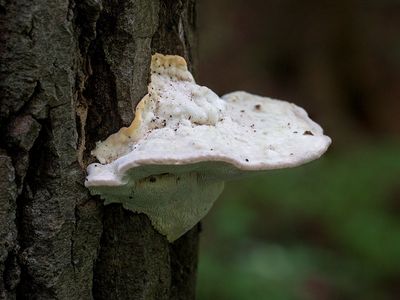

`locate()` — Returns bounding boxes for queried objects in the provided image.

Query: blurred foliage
[198,141,400,300]
[196,0,400,298]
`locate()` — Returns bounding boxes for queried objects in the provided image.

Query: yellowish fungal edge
[91,54,190,163]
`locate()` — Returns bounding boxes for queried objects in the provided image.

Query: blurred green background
[196,1,400,299]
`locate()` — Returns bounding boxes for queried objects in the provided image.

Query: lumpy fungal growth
[85,53,331,242]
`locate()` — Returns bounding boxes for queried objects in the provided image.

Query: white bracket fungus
[85,53,331,242]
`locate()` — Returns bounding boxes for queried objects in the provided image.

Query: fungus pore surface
[85,53,331,241]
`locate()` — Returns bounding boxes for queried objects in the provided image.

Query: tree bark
[0,0,198,299]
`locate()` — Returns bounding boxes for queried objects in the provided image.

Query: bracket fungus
[85,53,331,242]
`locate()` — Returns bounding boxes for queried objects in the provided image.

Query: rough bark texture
[0,0,199,299]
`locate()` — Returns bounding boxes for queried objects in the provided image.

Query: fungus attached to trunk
[85,53,331,242]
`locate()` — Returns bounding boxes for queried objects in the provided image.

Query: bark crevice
[1,0,199,299]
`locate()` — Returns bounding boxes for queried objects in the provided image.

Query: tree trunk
[0,0,198,299]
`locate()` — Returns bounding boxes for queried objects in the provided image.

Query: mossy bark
[0,0,198,299]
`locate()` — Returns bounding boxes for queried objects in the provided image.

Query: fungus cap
[85,53,331,241]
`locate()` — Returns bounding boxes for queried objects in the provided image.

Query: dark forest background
[196,1,400,299]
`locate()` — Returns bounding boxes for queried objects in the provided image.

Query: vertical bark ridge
[1,0,199,299]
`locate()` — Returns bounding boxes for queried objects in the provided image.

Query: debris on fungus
[85,53,331,242]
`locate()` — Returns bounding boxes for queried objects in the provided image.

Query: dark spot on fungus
[290,153,294,156]
[149,176,156,183]
[293,131,298,134]
[303,130,314,136]
[245,158,249,162]
[255,104,261,110]
[240,110,245,113]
